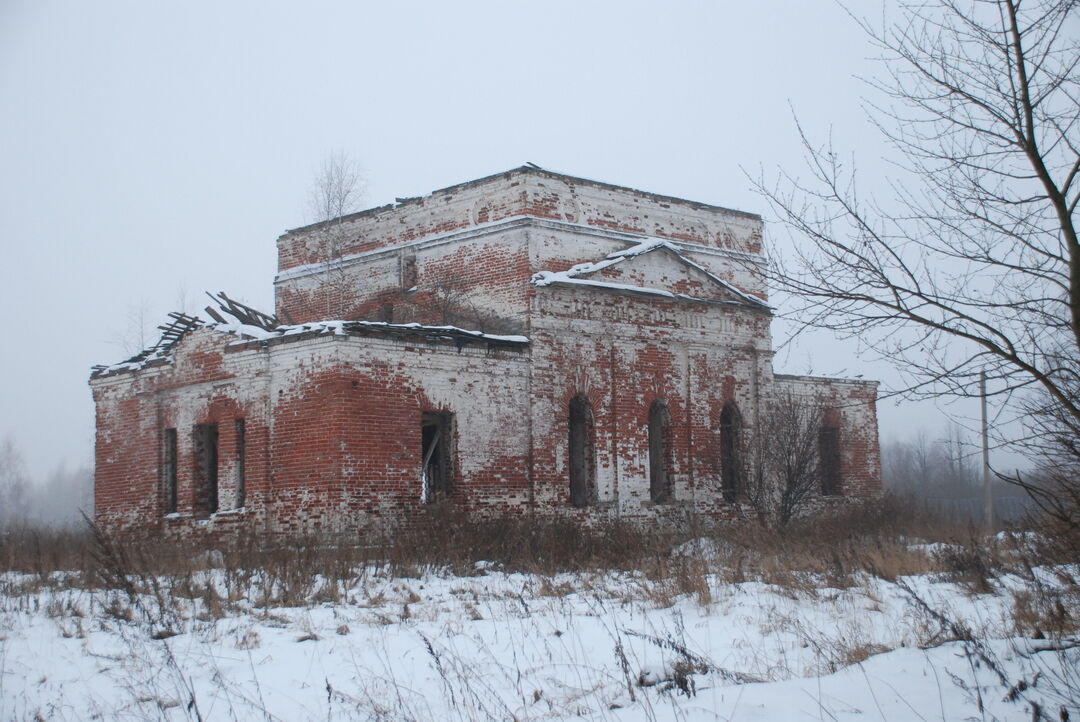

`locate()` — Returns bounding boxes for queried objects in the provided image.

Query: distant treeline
[882,428,1035,524]
[0,436,92,529]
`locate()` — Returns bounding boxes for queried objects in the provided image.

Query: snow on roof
[216,320,529,346]
[91,320,529,379]
[90,312,204,379]
[531,238,770,308]
[90,346,174,378]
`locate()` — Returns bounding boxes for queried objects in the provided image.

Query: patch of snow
[531,236,771,308]
[636,662,672,687]
[213,322,280,341]
[671,537,737,562]
[217,320,527,346]
[532,238,674,289]
[91,346,173,376]
[907,541,961,555]
[533,274,680,299]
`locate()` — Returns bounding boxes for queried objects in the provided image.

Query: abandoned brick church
[91,166,881,535]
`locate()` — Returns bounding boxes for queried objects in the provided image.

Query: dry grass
[3,494,1078,720]
[0,492,1070,616]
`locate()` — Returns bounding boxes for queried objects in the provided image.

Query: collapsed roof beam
[205,291,278,331]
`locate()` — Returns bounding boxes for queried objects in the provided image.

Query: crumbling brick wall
[92,166,880,537]
[274,167,765,326]
[772,374,882,500]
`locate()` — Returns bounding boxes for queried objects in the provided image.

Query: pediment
[531,239,767,307]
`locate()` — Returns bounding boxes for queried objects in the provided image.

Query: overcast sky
[0,0,998,482]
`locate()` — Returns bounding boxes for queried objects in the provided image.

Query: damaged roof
[91,294,528,380]
[217,320,528,350]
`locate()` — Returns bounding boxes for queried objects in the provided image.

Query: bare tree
[308,151,365,319]
[0,435,29,528]
[1012,387,1080,529]
[741,392,825,529]
[426,269,473,327]
[31,463,94,528]
[882,429,940,491]
[882,425,981,493]
[416,270,523,334]
[109,298,154,356]
[174,282,191,316]
[755,2,1079,476]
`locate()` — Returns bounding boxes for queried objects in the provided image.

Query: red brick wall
[93,324,880,538]
[93,170,878,538]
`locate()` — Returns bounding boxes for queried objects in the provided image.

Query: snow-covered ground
[1,562,1076,720]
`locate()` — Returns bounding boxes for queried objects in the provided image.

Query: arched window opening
[162,428,177,515]
[193,422,219,514]
[234,419,246,510]
[648,399,672,503]
[568,394,596,507]
[819,425,842,496]
[719,403,740,502]
[421,411,454,503]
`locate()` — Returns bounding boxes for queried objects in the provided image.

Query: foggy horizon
[0,1,1009,486]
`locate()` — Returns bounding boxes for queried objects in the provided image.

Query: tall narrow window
[819,426,842,496]
[421,411,453,502]
[648,399,672,503]
[719,403,740,502]
[193,423,219,514]
[163,428,177,514]
[568,394,596,507]
[235,419,246,509]
[401,251,418,290]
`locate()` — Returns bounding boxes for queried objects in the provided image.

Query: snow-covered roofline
[91,320,529,380]
[773,373,879,388]
[216,320,528,348]
[531,238,771,308]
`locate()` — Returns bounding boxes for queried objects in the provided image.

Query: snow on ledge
[532,238,673,287]
[216,320,529,346]
[91,347,173,378]
[93,321,528,379]
[531,237,770,308]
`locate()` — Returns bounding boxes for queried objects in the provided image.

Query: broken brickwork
[91,167,881,536]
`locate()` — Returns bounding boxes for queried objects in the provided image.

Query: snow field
[1,560,1076,720]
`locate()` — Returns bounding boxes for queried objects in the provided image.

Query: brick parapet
[278,167,762,272]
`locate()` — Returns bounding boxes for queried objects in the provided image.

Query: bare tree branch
[741,392,827,529]
[752,1,1079,484]
[308,151,365,319]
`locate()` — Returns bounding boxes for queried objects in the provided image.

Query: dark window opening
[421,411,453,502]
[569,394,596,507]
[401,252,418,290]
[720,403,740,502]
[235,419,246,509]
[648,399,672,503]
[378,302,394,323]
[819,426,842,496]
[163,428,177,514]
[193,423,219,514]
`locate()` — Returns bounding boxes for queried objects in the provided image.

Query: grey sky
[0,1,985,482]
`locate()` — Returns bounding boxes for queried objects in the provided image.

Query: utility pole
[980,370,993,535]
